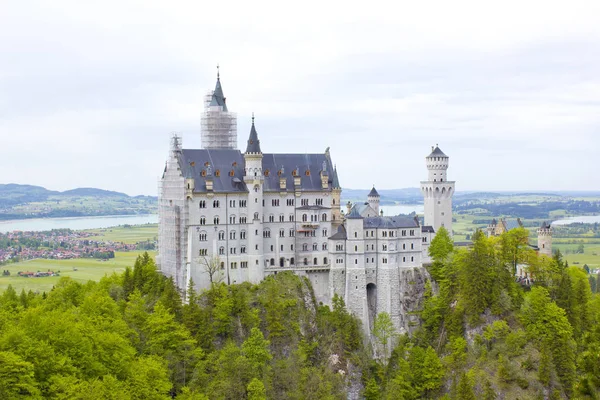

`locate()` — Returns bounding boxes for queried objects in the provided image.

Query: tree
[363,377,380,400]
[247,378,266,400]
[373,312,396,361]
[198,255,224,285]
[429,226,454,262]
[0,351,40,398]
[455,373,475,400]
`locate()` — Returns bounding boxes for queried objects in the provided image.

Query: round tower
[367,186,380,216]
[537,221,553,257]
[243,115,264,283]
[420,145,455,235]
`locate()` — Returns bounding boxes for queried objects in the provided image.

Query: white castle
[158,73,455,334]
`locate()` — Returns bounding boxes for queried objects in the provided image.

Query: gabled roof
[346,205,363,219]
[368,186,379,197]
[421,225,435,233]
[245,117,261,154]
[261,153,334,192]
[427,146,447,158]
[181,149,248,193]
[350,202,377,218]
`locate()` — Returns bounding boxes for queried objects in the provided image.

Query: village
[0,228,144,265]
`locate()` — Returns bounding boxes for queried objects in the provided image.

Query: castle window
[215,170,220,177]
[289,229,295,237]
[264,169,270,176]
[304,258,308,265]
[314,257,318,265]
[291,257,295,265]
[403,257,406,262]
[354,245,358,251]
[355,259,358,265]
[322,229,328,237]
[219,231,225,240]
[321,213,327,221]
[230,216,236,224]
[403,243,406,250]
[241,246,246,253]
[313,243,318,251]
[411,243,414,249]
[302,214,308,222]
[199,232,207,241]
[316,198,323,206]
[383,244,387,251]
[270,258,275,266]
[383,258,387,264]
[287,199,295,206]
[254,212,259,220]
[230,247,236,254]
[230,170,235,177]
[230,231,236,240]
[240,200,247,207]
[213,200,220,208]
[354,232,357,238]
[301,199,309,206]
[269,215,274,222]
[279,229,285,237]
[289,214,294,222]
[240,216,247,224]
[411,256,414,262]
[279,214,284,222]
[199,200,206,208]
[214,216,220,225]
[263,230,271,238]
[402,230,406,236]
[291,244,294,250]
[272,199,279,206]
[199,249,208,256]
[305,170,310,176]
[303,243,308,251]
[219,247,225,255]
[200,217,206,225]
[229,200,236,207]
[410,230,415,236]
[241,261,248,268]
[322,243,327,250]
[221,262,225,270]
[230,262,236,269]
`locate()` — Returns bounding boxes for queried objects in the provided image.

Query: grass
[81,223,158,244]
[0,251,156,293]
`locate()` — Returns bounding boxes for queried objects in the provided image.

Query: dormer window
[215,170,220,177]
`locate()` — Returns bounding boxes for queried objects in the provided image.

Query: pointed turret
[332,165,341,189]
[368,186,380,197]
[245,114,262,154]
[209,67,228,111]
[367,185,380,215]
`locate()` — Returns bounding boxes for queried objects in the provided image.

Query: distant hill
[0,184,157,220]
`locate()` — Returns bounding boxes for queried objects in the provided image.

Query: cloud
[0,0,599,194]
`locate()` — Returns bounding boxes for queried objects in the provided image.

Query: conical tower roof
[208,68,228,111]
[245,114,261,154]
[427,145,447,158]
[368,186,380,197]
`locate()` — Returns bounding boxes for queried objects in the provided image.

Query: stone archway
[366,283,377,332]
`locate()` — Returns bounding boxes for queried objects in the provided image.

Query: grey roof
[332,165,341,189]
[422,225,435,233]
[329,225,347,240]
[427,146,447,158]
[180,149,335,193]
[181,149,248,193]
[368,186,379,197]
[346,205,363,219]
[245,119,261,153]
[350,202,377,218]
[261,153,334,192]
[540,221,551,229]
[503,218,523,231]
[491,218,497,225]
[209,76,228,111]
[363,215,419,229]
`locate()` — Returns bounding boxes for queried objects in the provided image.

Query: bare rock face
[398,266,431,334]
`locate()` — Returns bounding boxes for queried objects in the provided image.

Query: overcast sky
[1,0,599,195]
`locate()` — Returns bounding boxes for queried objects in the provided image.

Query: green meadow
[1,251,156,293]
[81,223,158,244]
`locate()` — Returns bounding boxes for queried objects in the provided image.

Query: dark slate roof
[332,166,341,189]
[181,149,248,193]
[350,203,377,218]
[491,218,497,225]
[503,218,523,231]
[180,149,335,193]
[209,77,228,111]
[427,146,447,158]
[368,186,379,197]
[540,221,551,229]
[363,215,419,229]
[261,153,334,192]
[329,225,347,240]
[245,119,261,153]
[422,225,435,233]
[346,205,363,219]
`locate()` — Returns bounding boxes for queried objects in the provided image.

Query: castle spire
[245,114,262,154]
[209,65,228,111]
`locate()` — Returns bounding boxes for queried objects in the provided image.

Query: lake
[552,215,600,226]
[0,204,423,233]
[0,214,158,233]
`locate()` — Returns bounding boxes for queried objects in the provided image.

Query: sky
[1,0,599,196]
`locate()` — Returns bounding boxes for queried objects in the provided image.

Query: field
[81,223,158,244]
[0,251,156,293]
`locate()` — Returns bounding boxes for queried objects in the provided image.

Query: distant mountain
[0,184,157,220]
[59,187,129,197]
[342,187,423,204]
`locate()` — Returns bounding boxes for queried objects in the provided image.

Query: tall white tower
[420,145,455,235]
[367,186,380,216]
[201,68,238,149]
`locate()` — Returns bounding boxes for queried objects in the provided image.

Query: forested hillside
[1,228,600,399]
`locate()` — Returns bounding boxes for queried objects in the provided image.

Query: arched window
[214,216,219,225]
[200,216,206,225]
[303,258,308,265]
[323,257,328,265]
[302,243,308,251]
[279,257,285,267]
[322,243,327,250]
[312,243,318,250]
[321,213,327,221]
[254,212,259,220]
[290,257,295,265]
[199,232,207,241]
[240,230,246,239]
[313,257,318,265]
[213,200,220,208]
[219,247,225,255]
[302,214,308,222]
[218,231,225,240]
[229,231,236,240]
[270,258,275,266]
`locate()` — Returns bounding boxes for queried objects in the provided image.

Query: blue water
[552,215,600,226]
[0,214,158,233]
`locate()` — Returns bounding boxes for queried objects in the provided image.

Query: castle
[157,73,454,334]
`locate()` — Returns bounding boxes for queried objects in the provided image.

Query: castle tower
[201,67,238,149]
[331,165,342,229]
[537,221,553,257]
[367,186,380,216]
[344,208,369,335]
[420,145,455,235]
[243,115,264,283]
